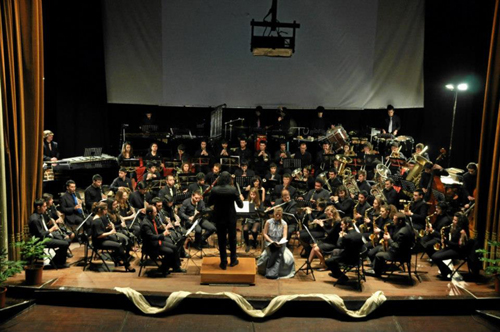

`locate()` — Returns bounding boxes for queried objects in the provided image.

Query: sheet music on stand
[193,157,211,167]
[283,158,302,170]
[234,176,253,188]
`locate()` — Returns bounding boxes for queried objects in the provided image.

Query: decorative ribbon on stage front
[114,287,386,318]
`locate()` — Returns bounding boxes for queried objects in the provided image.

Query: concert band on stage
[37,105,477,281]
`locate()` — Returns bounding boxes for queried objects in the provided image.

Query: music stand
[294,222,317,281]
[120,158,140,168]
[283,158,302,170]
[84,147,102,159]
[220,156,240,172]
[234,176,253,189]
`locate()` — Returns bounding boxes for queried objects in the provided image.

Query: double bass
[425,149,447,224]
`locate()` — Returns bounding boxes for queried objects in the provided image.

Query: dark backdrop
[42,0,496,169]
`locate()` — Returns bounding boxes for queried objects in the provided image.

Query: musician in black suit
[207,171,244,269]
[368,212,415,277]
[110,168,133,193]
[158,175,177,201]
[326,217,365,284]
[233,160,255,177]
[179,190,216,249]
[271,189,298,240]
[382,105,401,135]
[294,143,313,168]
[205,163,221,185]
[272,174,296,202]
[187,173,209,196]
[28,199,69,268]
[332,186,355,218]
[383,179,399,206]
[304,178,331,204]
[43,130,60,162]
[60,180,84,230]
[404,189,428,231]
[235,138,253,167]
[84,174,105,212]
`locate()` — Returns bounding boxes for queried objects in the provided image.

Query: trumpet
[434,224,451,251]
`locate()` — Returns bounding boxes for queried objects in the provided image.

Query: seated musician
[42,193,75,245]
[367,204,394,258]
[326,217,365,284]
[303,178,330,203]
[187,172,208,196]
[272,174,296,204]
[301,166,315,191]
[141,161,163,196]
[205,163,221,185]
[179,190,216,250]
[353,191,372,226]
[360,197,384,248]
[29,199,70,268]
[253,140,271,177]
[382,178,399,206]
[342,144,357,157]
[274,140,291,173]
[270,189,298,240]
[129,182,152,212]
[308,206,342,269]
[158,175,177,201]
[243,188,264,252]
[106,198,135,252]
[244,175,266,204]
[404,189,428,231]
[110,168,133,193]
[90,202,135,272]
[382,104,401,136]
[294,142,313,168]
[332,185,355,218]
[264,163,281,184]
[160,195,189,258]
[431,212,470,280]
[257,207,296,279]
[43,130,59,162]
[366,212,415,278]
[298,199,328,258]
[235,138,253,166]
[194,138,214,174]
[175,144,190,163]
[143,142,163,165]
[356,170,372,195]
[234,159,255,177]
[326,168,342,192]
[117,142,135,165]
[216,139,230,158]
[115,189,140,239]
[421,202,452,259]
[387,142,406,174]
[84,174,106,213]
[414,143,430,160]
[140,206,181,276]
[60,180,84,231]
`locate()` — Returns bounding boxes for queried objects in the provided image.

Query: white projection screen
[102,0,424,109]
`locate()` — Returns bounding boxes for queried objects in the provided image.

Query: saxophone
[359,207,374,233]
[434,224,451,251]
[379,223,390,251]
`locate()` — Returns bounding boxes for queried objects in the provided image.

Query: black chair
[81,231,111,272]
[450,239,477,279]
[383,249,413,284]
[334,246,367,291]
[137,249,163,277]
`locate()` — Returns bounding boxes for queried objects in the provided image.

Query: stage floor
[5,241,499,301]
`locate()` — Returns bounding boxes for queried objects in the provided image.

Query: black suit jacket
[388,223,414,257]
[337,229,365,263]
[208,185,243,225]
[60,192,83,224]
[43,141,60,161]
[410,200,428,229]
[140,216,166,257]
[28,213,50,239]
[384,114,401,134]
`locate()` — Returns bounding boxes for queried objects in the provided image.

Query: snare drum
[326,126,349,151]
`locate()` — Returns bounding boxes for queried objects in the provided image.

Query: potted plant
[476,240,500,294]
[16,236,51,286]
[0,249,24,308]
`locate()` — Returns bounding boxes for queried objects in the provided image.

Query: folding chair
[334,247,367,291]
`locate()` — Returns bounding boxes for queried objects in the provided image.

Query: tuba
[342,169,360,197]
[335,154,352,176]
[318,171,333,193]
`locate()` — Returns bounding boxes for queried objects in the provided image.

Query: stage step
[200,257,256,285]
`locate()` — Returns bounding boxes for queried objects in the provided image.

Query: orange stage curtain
[0,0,44,256]
[476,0,500,263]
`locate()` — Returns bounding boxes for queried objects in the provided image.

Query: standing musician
[270,189,298,240]
[274,140,292,172]
[91,202,135,272]
[254,140,271,177]
[332,186,355,218]
[84,174,106,212]
[404,189,428,231]
[367,212,415,278]
[194,138,214,173]
[326,217,365,284]
[382,104,401,136]
[187,172,209,196]
[43,130,60,162]
[310,106,327,136]
[462,162,477,205]
[207,171,244,269]
[234,159,255,177]
[353,191,372,226]
[28,199,70,268]
[216,139,230,158]
[294,143,313,168]
[243,188,264,252]
[420,202,452,259]
[419,163,433,192]
[110,168,133,193]
[304,178,330,204]
[179,190,216,250]
[60,180,84,231]
[308,206,342,270]
[431,212,470,280]
[140,206,182,276]
[42,193,75,244]
[383,178,399,206]
[235,138,253,166]
[315,141,333,174]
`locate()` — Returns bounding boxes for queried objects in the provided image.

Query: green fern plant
[476,241,500,275]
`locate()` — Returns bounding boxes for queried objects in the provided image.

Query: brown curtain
[0,0,44,256]
[476,0,500,262]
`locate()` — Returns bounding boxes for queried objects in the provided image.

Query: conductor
[208,171,244,270]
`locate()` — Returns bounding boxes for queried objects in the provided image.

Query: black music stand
[283,158,302,170]
[185,210,215,267]
[234,176,253,189]
[294,223,317,281]
[84,147,103,158]
[220,156,240,172]
[178,174,197,188]
[120,158,140,169]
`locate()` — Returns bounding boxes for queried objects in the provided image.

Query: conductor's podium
[200,257,256,285]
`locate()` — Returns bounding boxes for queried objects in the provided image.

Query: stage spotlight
[250,0,300,58]
[445,84,455,90]
[445,82,469,167]
[457,83,468,91]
